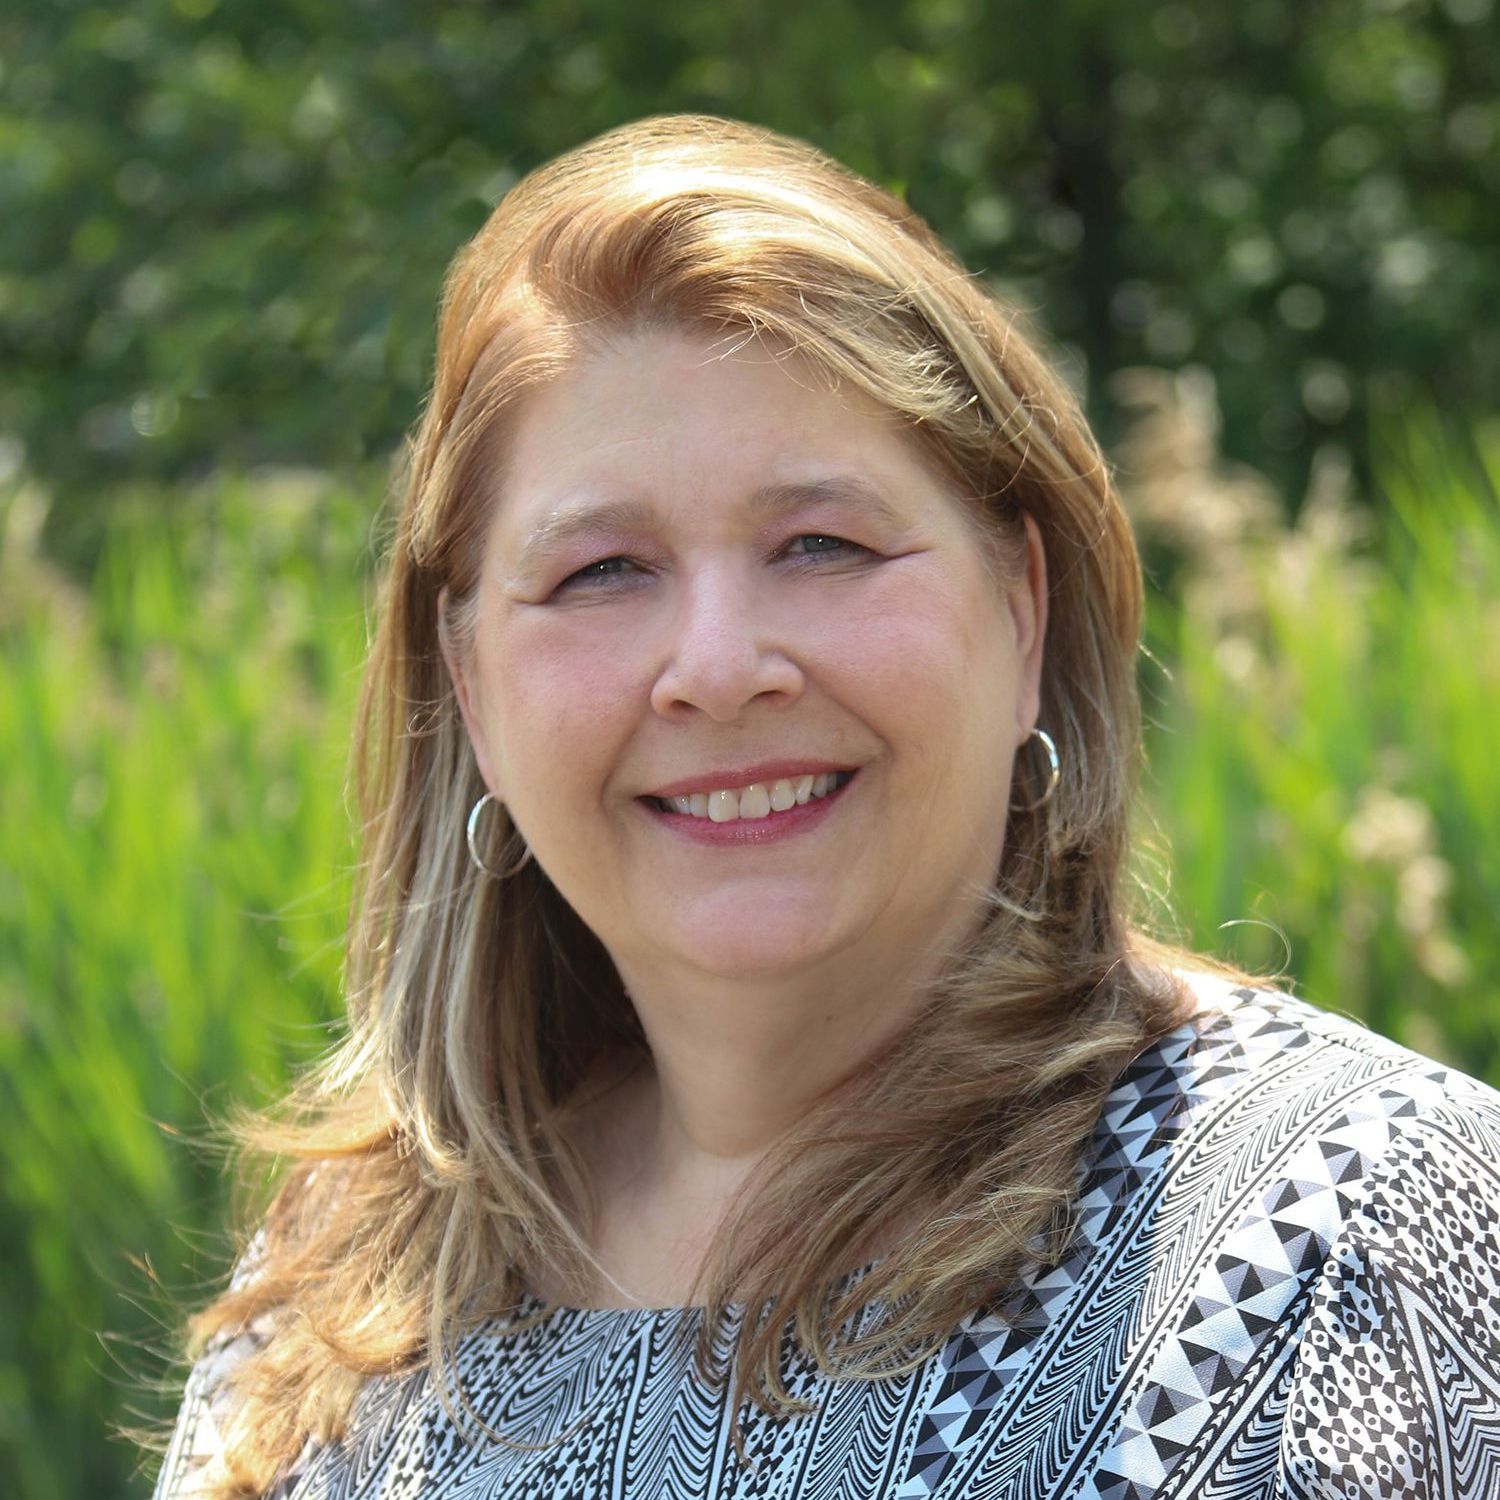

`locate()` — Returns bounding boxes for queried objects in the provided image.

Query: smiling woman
[439,327,1041,1007]
[152,116,1500,1500]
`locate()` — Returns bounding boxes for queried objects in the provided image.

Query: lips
[653,770,856,820]
[643,761,858,800]
[641,766,857,842]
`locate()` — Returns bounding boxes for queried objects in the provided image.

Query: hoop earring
[1016,726,1060,813]
[465,792,534,878]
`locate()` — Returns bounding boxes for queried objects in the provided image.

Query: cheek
[836,569,1020,834]
[823,563,1017,717]
[477,620,638,785]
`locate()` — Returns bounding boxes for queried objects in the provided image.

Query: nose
[649,568,805,722]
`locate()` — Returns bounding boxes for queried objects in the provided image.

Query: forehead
[510,329,889,474]
[485,328,981,555]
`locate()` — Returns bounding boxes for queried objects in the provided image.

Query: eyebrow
[510,476,912,575]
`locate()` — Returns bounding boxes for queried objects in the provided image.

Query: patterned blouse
[155,974,1500,1498]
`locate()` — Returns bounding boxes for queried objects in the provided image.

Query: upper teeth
[662,773,845,821]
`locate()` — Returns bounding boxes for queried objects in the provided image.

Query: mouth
[645,769,858,824]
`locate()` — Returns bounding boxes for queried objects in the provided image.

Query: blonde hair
[166,114,1207,1496]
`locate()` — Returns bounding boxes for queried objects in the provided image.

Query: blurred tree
[1,0,1497,545]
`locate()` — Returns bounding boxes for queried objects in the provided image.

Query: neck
[549,896,988,1308]
[609,897,981,1170]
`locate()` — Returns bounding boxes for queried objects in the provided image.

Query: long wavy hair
[165,114,1208,1497]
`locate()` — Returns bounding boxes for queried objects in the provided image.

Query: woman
[154,115,1500,1498]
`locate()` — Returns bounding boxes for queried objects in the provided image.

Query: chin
[693,948,830,983]
[669,915,847,984]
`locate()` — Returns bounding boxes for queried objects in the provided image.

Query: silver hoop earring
[465,792,534,878]
[1016,726,1060,813]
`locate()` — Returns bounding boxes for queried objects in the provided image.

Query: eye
[782,533,872,563]
[555,555,642,592]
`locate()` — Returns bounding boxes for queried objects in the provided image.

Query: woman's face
[445,327,1047,994]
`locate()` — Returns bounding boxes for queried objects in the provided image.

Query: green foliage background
[1,1,1498,1495]
[6,0,1500,545]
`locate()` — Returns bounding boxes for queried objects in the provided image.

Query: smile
[650,771,857,823]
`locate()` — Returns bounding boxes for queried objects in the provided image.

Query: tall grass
[0,411,1496,1496]
[0,470,375,1498]
[1126,388,1499,1077]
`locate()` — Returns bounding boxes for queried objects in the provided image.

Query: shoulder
[153,1322,278,1499]
[1051,971,1500,1493]
[1082,966,1500,1383]
[1130,966,1500,1154]
[1144,978,1500,1493]
[1164,968,1500,1259]
[154,1196,328,1499]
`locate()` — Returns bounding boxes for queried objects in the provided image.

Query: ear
[1007,511,1049,744]
[437,586,504,798]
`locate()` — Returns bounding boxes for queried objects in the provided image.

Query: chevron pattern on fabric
[154,976,1500,1500]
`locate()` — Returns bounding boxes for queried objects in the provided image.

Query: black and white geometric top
[155,974,1500,1498]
